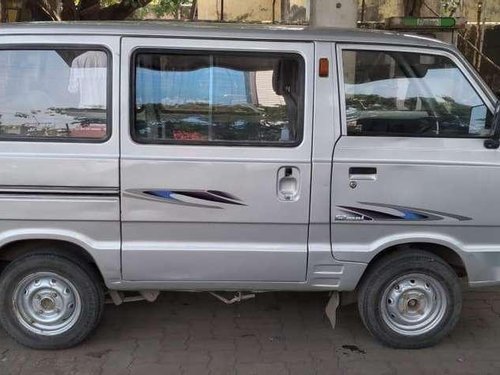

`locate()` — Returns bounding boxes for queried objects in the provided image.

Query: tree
[404,0,423,17]
[135,0,192,19]
[441,0,460,16]
[1,0,8,23]
[23,0,194,21]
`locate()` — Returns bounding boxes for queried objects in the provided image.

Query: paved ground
[1,288,500,375]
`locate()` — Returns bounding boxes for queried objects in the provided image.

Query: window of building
[132,51,304,146]
[342,49,492,138]
[0,48,109,141]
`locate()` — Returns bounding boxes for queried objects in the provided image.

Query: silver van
[0,21,498,350]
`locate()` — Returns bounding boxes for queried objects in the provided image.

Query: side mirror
[484,101,500,149]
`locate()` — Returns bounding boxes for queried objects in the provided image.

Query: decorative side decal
[124,189,246,209]
[335,202,471,222]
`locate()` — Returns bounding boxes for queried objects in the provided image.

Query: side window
[342,49,492,138]
[132,51,304,146]
[0,48,109,141]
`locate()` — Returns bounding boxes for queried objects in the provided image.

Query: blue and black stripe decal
[336,202,471,222]
[125,189,246,209]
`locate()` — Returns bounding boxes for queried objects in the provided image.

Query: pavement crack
[125,338,140,372]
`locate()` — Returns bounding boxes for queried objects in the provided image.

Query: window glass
[133,52,304,145]
[342,50,492,137]
[0,49,108,140]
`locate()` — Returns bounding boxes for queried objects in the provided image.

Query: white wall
[309,0,357,28]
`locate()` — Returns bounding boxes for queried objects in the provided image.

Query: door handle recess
[349,167,377,181]
[277,166,300,201]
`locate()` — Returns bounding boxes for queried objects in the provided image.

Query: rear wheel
[358,249,462,349]
[0,253,104,349]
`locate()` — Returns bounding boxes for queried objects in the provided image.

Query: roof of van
[0,21,451,49]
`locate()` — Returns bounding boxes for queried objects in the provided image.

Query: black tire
[0,253,104,349]
[357,249,462,349]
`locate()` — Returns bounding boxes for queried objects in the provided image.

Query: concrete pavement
[1,289,500,374]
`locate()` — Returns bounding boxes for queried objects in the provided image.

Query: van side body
[0,22,497,349]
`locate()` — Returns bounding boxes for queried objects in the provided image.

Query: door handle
[277,166,300,201]
[349,167,377,181]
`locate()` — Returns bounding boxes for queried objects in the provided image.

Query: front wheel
[357,249,462,349]
[0,253,104,349]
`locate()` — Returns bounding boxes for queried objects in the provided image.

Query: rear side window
[341,49,492,138]
[0,48,109,141]
[132,51,304,146]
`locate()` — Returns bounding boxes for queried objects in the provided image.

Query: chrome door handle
[349,167,377,181]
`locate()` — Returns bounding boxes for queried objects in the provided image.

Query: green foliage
[134,0,191,19]
[94,0,146,6]
[72,0,189,19]
[440,0,460,17]
[74,0,120,5]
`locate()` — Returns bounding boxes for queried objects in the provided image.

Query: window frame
[336,43,496,139]
[129,48,305,147]
[0,44,112,143]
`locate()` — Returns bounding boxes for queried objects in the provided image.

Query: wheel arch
[357,241,468,290]
[0,237,106,285]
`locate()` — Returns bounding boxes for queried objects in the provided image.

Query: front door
[120,37,313,282]
[331,45,499,265]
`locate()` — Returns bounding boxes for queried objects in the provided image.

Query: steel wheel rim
[12,272,82,336]
[380,273,448,336]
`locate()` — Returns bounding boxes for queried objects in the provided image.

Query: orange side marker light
[319,58,329,77]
